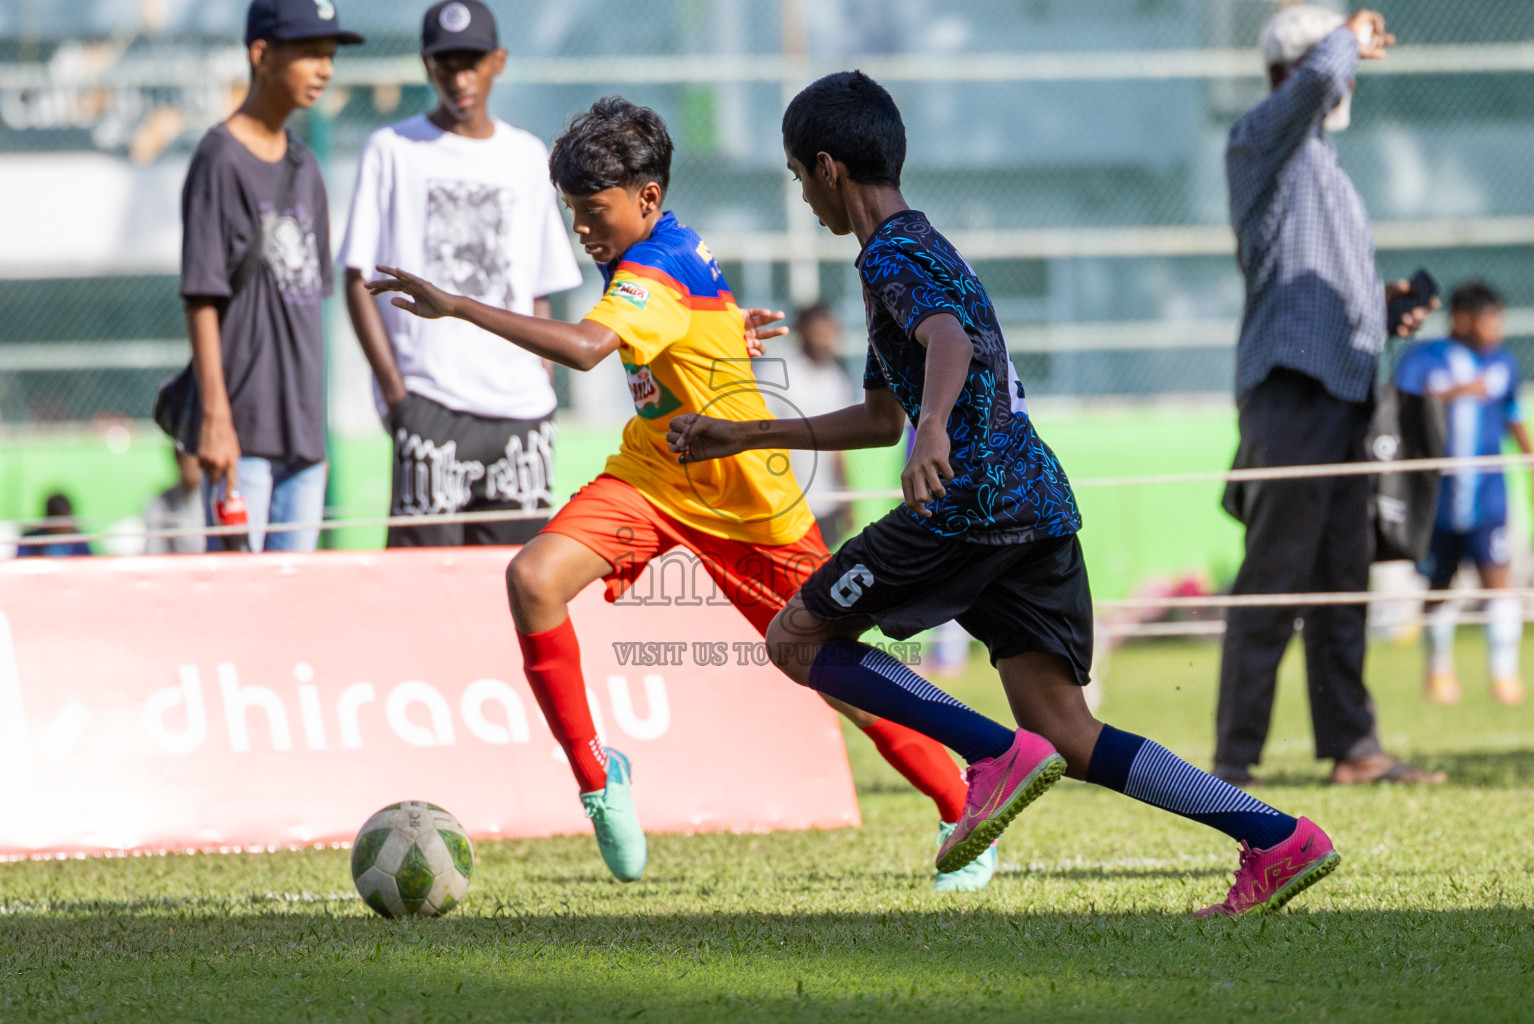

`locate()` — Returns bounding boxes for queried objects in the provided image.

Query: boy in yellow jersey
[368,96,977,886]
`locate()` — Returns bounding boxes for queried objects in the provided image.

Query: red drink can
[216,490,252,552]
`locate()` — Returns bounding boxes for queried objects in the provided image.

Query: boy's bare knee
[765,615,817,685]
[505,553,552,613]
[504,555,528,599]
[764,609,792,651]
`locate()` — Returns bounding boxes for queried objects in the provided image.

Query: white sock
[1425,599,1460,675]
[1486,596,1522,680]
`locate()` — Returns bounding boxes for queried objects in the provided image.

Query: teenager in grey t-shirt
[177,0,363,552]
[181,124,332,464]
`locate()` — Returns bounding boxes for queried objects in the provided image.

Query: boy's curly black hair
[549,96,673,198]
[782,71,905,187]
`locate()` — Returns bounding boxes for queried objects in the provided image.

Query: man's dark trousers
[1216,368,1384,771]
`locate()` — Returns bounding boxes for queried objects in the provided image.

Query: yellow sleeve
[583,268,691,364]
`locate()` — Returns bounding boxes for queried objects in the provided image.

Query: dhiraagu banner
[0,549,859,858]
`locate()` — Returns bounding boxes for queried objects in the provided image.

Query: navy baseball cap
[245,0,366,47]
[421,1,499,56]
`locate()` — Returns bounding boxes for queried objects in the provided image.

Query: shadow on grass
[1248,747,1534,788]
[1415,748,1534,787]
[1001,865,1230,882]
[2,907,1531,1023]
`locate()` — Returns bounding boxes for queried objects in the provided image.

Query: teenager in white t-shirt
[340,0,583,546]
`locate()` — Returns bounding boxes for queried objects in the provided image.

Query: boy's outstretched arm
[367,266,787,370]
[367,265,619,371]
[668,385,905,461]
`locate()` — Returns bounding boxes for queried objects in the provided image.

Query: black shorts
[799,510,1093,684]
[387,392,553,548]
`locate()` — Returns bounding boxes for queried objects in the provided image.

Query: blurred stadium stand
[0,0,1532,422]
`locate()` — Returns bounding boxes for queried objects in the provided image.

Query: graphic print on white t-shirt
[338,115,585,421]
[425,180,514,307]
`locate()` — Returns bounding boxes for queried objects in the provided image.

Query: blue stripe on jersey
[600,211,730,298]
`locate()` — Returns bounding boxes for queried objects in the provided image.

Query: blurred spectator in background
[19,493,92,558]
[1396,281,1528,707]
[180,0,364,551]
[340,1,583,548]
[1217,7,1443,786]
[777,304,858,548]
[144,450,208,555]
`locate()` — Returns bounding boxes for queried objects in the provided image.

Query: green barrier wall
[2,407,1251,599]
[21,406,1528,600]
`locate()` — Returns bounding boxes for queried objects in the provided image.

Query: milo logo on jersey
[612,280,650,309]
[623,361,683,419]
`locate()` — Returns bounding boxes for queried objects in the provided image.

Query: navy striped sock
[1085,724,1296,850]
[808,639,1014,764]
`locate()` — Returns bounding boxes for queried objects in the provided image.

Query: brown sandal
[1331,755,1446,785]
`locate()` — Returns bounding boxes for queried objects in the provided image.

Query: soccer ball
[350,801,474,918]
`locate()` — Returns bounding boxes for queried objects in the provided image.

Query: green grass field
[3,634,1532,1023]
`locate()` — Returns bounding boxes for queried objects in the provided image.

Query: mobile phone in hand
[1387,268,1439,337]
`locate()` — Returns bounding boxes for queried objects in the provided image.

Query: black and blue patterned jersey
[857,210,1081,543]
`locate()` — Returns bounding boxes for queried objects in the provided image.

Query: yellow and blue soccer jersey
[583,212,815,545]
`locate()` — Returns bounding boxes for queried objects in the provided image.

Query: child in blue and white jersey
[1395,281,1530,705]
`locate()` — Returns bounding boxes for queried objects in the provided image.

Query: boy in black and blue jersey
[668,71,1338,916]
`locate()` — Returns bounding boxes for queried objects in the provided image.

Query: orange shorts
[542,474,830,636]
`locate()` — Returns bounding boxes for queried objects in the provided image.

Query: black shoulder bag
[154,136,306,452]
[1221,364,1446,564]
[1368,347,1447,563]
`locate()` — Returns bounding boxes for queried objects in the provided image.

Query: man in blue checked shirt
[1216,6,1442,787]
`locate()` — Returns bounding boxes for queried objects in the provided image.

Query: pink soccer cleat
[1197,817,1341,917]
[935,730,1066,874]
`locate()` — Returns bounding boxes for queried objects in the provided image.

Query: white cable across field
[1094,587,1534,612]
[1099,607,1528,640]
[9,506,554,549]
[11,450,1534,549]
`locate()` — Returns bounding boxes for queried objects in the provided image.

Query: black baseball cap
[421,1,499,56]
[245,0,366,48]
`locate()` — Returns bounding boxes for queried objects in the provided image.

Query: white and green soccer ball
[350,801,474,918]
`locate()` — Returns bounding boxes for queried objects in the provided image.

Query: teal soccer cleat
[580,749,647,882]
[933,821,997,891]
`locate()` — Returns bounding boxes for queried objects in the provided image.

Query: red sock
[861,718,968,823]
[518,618,608,794]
